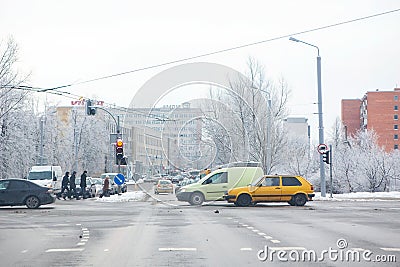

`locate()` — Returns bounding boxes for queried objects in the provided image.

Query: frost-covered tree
[200,58,290,174]
[0,37,34,178]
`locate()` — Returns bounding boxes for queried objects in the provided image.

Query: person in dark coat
[100,176,110,198]
[58,172,70,200]
[80,171,88,199]
[69,171,79,199]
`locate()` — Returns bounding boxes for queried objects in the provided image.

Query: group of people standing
[57,170,88,200]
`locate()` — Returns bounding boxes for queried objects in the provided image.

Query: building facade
[341,88,400,151]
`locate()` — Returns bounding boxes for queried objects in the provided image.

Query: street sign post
[114,173,125,185]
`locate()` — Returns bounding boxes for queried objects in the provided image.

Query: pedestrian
[80,170,88,199]
[58,172,70,200]
[69,171,80,200]
[101,175,110,198]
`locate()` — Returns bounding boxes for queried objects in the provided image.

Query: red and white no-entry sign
[317,144,328,154]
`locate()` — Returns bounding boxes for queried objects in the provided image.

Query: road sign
[114,173,125,185]
[317,144,328,154]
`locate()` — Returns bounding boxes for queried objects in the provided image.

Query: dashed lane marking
[240,248,253,251]
[46,248,84,252]
[159,248,197,251]
[269,247,306,251]
[381,248,400,252]
[258,232,266,236]
[270,240,281,244]
[264,236,272,240]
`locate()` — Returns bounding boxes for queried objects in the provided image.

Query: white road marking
[77,242,85,246]
[258,232,266,236]
[159,248,197,251]
[240,248,253,251]
[252,229,259,232]
[246,226,254,229]
[80,238,89,242]
[264,236,272,239]
[270,240,281,244]
[21,250,28,253]
[242,224,248,227]
[351,248,365,251]
[269,247,306,251]
[76,224,82,226]
[104,249,109,252]
[381,248,400,252]
[46,248,84,252]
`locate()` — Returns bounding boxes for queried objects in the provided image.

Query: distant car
[154,179,174,194]
[171,175,183,184]
[0,179,56,209]
[88,178,103,197]
[224,175,315,207]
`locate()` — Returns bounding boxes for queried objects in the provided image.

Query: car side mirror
[258,184,262,187]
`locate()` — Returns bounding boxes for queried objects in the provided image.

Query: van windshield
[28,171,53,180]
[251,176,264,186]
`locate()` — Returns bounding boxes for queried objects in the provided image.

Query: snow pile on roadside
[96,191,147,202]
[314,191,400,201]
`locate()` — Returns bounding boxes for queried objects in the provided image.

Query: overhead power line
[37,7,400,93]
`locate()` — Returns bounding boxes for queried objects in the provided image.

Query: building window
[395,134,399,140]
[395,125,399,130]
[395,144,399,150]
[395,105,399,111]
[395,114,399,120]
[395,95,399,101]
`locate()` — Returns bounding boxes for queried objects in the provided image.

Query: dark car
[0,179,56,209]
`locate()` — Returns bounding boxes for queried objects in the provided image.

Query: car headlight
[180,188,186,193]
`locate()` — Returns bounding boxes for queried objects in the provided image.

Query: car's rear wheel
[25,196,40,209]
[236,194,252,207]
[288,199,296,206]
[293,194,307,206]
[189,192,204,205]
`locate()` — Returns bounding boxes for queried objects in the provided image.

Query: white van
[27,166,62,192]
[176,162,263,205]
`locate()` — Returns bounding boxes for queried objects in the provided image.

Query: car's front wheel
[25,196,40,209]
[189,192,204,205]
[236,194,252,207]
[292,194,307,206]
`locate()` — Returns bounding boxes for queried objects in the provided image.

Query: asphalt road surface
[0,183,399,266]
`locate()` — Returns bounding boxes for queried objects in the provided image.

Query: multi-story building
[122,102,202,170]
[341,88,400,151]
[283,117,310,141]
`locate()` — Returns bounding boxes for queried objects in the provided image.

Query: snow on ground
[314,191,400,201]
[95,191,148,202]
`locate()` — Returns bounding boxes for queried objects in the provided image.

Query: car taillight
[311,185,314,191]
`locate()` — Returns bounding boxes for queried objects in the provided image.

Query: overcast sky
[1,0,399,142]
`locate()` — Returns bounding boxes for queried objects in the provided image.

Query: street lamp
[289,36,326,197]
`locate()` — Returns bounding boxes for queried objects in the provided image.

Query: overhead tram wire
[35,7,400,93]
[6,7,400,121]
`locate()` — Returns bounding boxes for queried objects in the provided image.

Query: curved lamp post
[289,37,326,197]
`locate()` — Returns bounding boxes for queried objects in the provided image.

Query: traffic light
[116,138,124,162]
[322,150,330,164]
[86,99,96,115]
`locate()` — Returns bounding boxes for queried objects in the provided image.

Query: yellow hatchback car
[224,175,315,206]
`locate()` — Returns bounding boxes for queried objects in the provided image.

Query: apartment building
[341,88,400,151]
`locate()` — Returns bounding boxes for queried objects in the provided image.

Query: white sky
[1,0,400,142]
